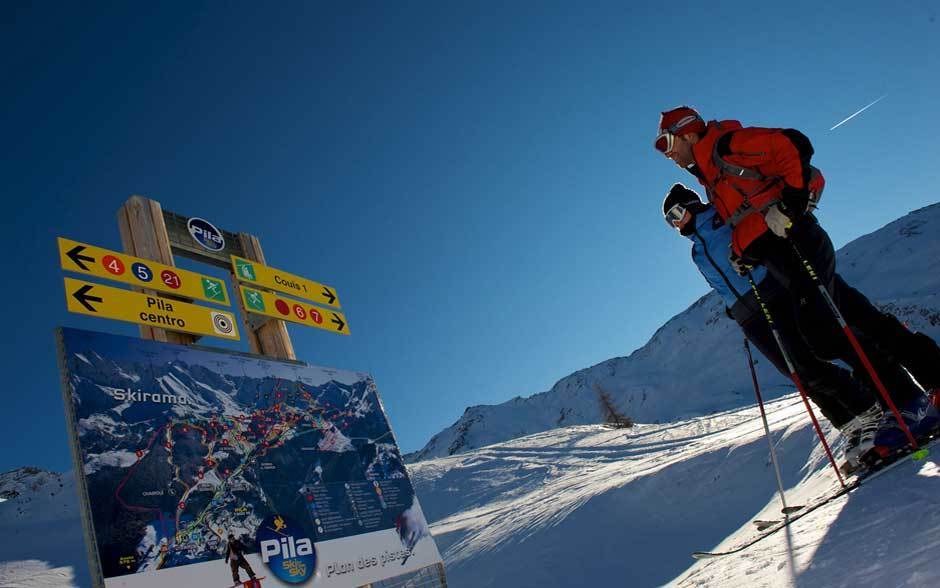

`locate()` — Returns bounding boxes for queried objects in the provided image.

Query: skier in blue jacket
[664,183,886,465]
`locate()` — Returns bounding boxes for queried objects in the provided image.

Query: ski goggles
[654,114,703,154]
[664,202,688,227]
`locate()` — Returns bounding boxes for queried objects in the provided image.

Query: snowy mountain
[410,203,940,461]
[3,205,939,587]
[408,394,940,587]
[0,467,90,587]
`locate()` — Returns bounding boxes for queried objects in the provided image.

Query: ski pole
[743,338,796,515]
[788,241,918,451]
[746,271,847,488]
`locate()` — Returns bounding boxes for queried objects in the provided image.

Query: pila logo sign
[257,514,316,584]
[187,217,225,252]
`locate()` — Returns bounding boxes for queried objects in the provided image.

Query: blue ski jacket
[684,205,769,310]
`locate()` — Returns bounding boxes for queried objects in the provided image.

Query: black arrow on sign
[66,245,95,271]
[330,313,345,332]
[321,287,336,305]
[73,284,103,312]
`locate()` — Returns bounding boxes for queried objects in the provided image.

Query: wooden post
[235,232,296,361]
[117,196,197,345]
[116,195,295,360]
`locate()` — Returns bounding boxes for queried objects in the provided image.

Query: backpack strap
[709,128,779,227]
[711,131,768,181]
[726,198,779,228]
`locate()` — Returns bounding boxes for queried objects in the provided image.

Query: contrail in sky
[829,94,887,131]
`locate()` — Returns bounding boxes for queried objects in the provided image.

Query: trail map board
[58,328,442,588]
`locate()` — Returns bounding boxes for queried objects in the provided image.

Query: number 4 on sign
[103,255,125,276]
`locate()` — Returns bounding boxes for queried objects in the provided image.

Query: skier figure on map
[661,182,884,465]
[225,533,257,586]
[653,106,940,461]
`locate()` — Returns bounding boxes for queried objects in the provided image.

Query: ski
[691,435,937,559]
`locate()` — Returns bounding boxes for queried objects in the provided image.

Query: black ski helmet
[662,183,703,217]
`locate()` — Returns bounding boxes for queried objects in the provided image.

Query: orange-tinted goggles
[654,132,675,154]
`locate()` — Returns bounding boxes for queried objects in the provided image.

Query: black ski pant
[750,216,921,410]
[732,284,875,428]
[831,275,940,391]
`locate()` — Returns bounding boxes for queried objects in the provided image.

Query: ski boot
[864,393,932,468]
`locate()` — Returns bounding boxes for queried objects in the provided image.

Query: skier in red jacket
[654,106,940,455]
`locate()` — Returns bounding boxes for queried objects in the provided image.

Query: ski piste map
[58,328,441,587]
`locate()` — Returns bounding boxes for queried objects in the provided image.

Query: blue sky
[1,1,938,473]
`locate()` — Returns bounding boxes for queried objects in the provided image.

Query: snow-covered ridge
[410,203,940,461]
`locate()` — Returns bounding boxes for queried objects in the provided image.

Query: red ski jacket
[689,119,820,258]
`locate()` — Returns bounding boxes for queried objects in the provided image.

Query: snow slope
[0,468,90,588]
[411,203,940,461]
[6,398,940,587]
[408,395,940,587]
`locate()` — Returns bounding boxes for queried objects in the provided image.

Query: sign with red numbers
[240,285,349,335]
[58,237,230,306]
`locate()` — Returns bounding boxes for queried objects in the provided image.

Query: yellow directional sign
[231,255,340,309]
[58,237,230,306]
[64,277,240,341]
[239,286,349,336]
